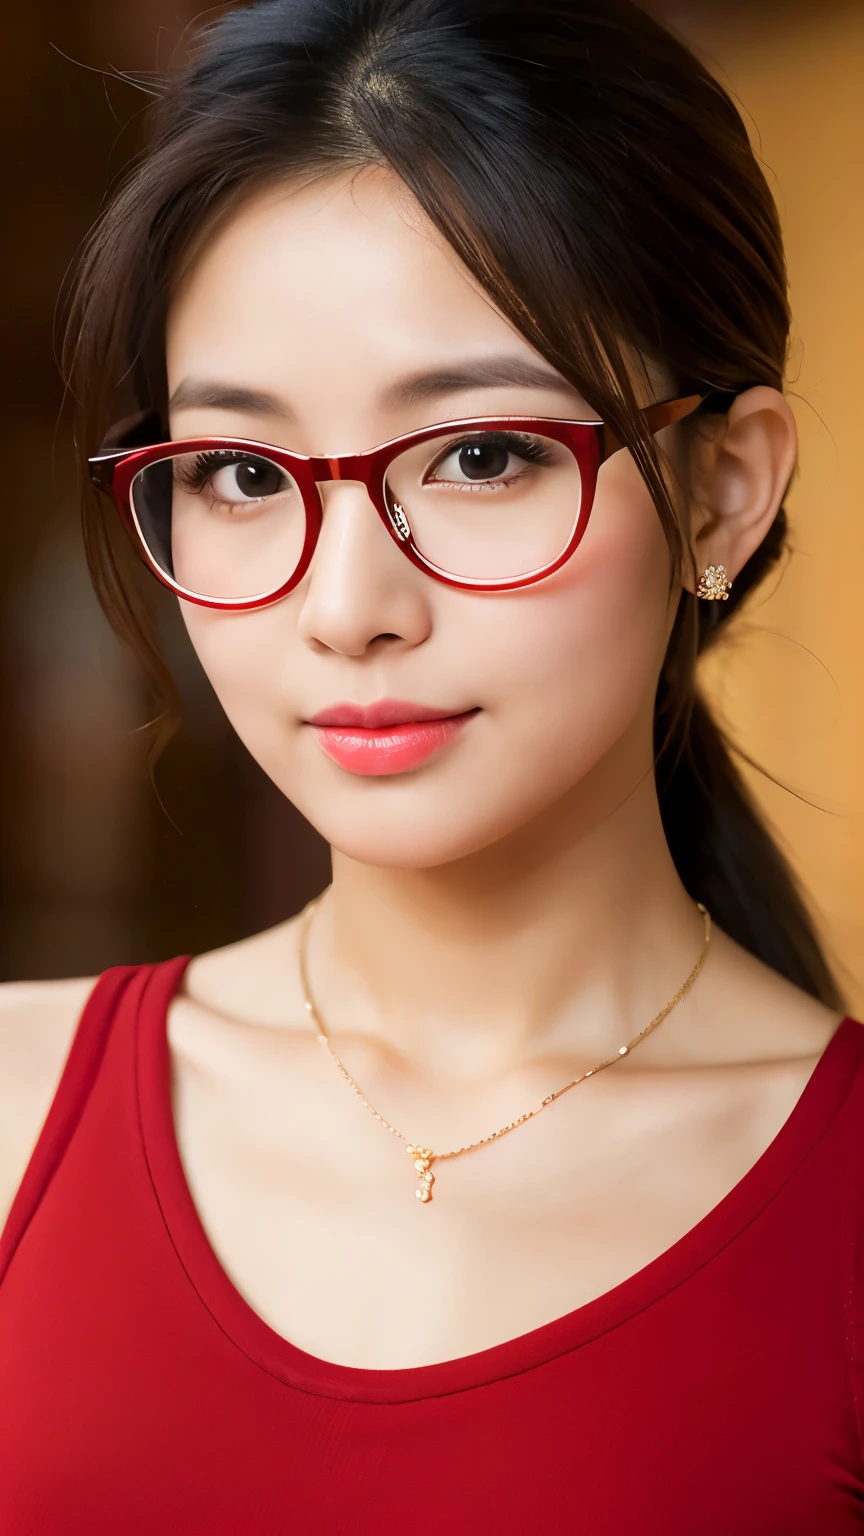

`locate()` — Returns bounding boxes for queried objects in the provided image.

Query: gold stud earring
[696,563,732,601]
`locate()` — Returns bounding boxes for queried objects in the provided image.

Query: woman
[1,0,860,1528]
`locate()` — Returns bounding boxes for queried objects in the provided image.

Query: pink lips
[307,698,479,776]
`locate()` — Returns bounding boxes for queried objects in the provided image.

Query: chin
[283,778,539,871]
[313,807,517,870]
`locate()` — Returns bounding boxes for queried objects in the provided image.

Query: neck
[307,769,705,1080]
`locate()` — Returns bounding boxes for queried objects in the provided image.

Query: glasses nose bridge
[309,447,407,555]
[309,451,376,489]
[310,450,405,544]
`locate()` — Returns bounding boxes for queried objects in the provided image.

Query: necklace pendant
[406,1145,435,1203]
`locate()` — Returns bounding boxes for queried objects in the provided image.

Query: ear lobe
[684,385,797,595]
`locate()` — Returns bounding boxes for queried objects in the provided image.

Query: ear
[682,386,798,594]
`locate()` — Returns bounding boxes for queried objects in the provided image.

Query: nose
[295,480,433,658]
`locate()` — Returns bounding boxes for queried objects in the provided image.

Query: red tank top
[2,959,864,1533]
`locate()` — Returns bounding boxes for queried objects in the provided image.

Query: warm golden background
[1,0,861,1006]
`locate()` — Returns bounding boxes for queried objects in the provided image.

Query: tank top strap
[0,959,188,1284]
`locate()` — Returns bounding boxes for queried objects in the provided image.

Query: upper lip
[307,698,474,729]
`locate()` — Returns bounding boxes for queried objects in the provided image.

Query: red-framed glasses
[88,395,704,608]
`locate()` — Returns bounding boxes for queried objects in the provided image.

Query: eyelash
[176,450,255,492]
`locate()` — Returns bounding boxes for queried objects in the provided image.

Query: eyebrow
[167,355,578,419]
[168,379,288,415]
[383,356,575,405]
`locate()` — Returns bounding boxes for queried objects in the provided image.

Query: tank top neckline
[135,956,861,1405]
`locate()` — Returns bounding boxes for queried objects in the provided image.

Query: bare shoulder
[0,977,96,1234]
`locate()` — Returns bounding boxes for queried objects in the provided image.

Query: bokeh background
[1,0,862,1007]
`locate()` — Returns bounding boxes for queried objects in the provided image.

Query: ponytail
[655,523,843,1009]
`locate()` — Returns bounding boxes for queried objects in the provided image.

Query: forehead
[166,168,525,389]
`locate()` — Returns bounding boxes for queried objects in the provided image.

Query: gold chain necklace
[299,897,711,1204]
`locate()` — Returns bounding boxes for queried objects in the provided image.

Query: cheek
[178,600,298,737]
[476,467,674,762]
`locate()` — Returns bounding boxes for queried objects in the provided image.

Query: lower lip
[310,711,478,776]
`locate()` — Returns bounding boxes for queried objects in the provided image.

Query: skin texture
[0,168,843,1369]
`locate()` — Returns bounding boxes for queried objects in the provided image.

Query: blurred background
[1,0,862,1007]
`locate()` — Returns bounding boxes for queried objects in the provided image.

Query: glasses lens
[130,449,307,601]
[383,428,582,580]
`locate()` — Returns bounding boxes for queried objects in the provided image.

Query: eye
[448,440,510,481]
[181,451,290,504]
[425,432,553,489]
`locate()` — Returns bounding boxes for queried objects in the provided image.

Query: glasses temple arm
[600,391,739,462]
[88,410,166,495]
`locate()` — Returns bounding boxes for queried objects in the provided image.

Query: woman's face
[165,169,678,868]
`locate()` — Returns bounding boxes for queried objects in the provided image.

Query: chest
[167,1023,816,1369]
[1,1137,858,1536]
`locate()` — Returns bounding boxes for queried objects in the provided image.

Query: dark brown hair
[64,0,842,1005]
